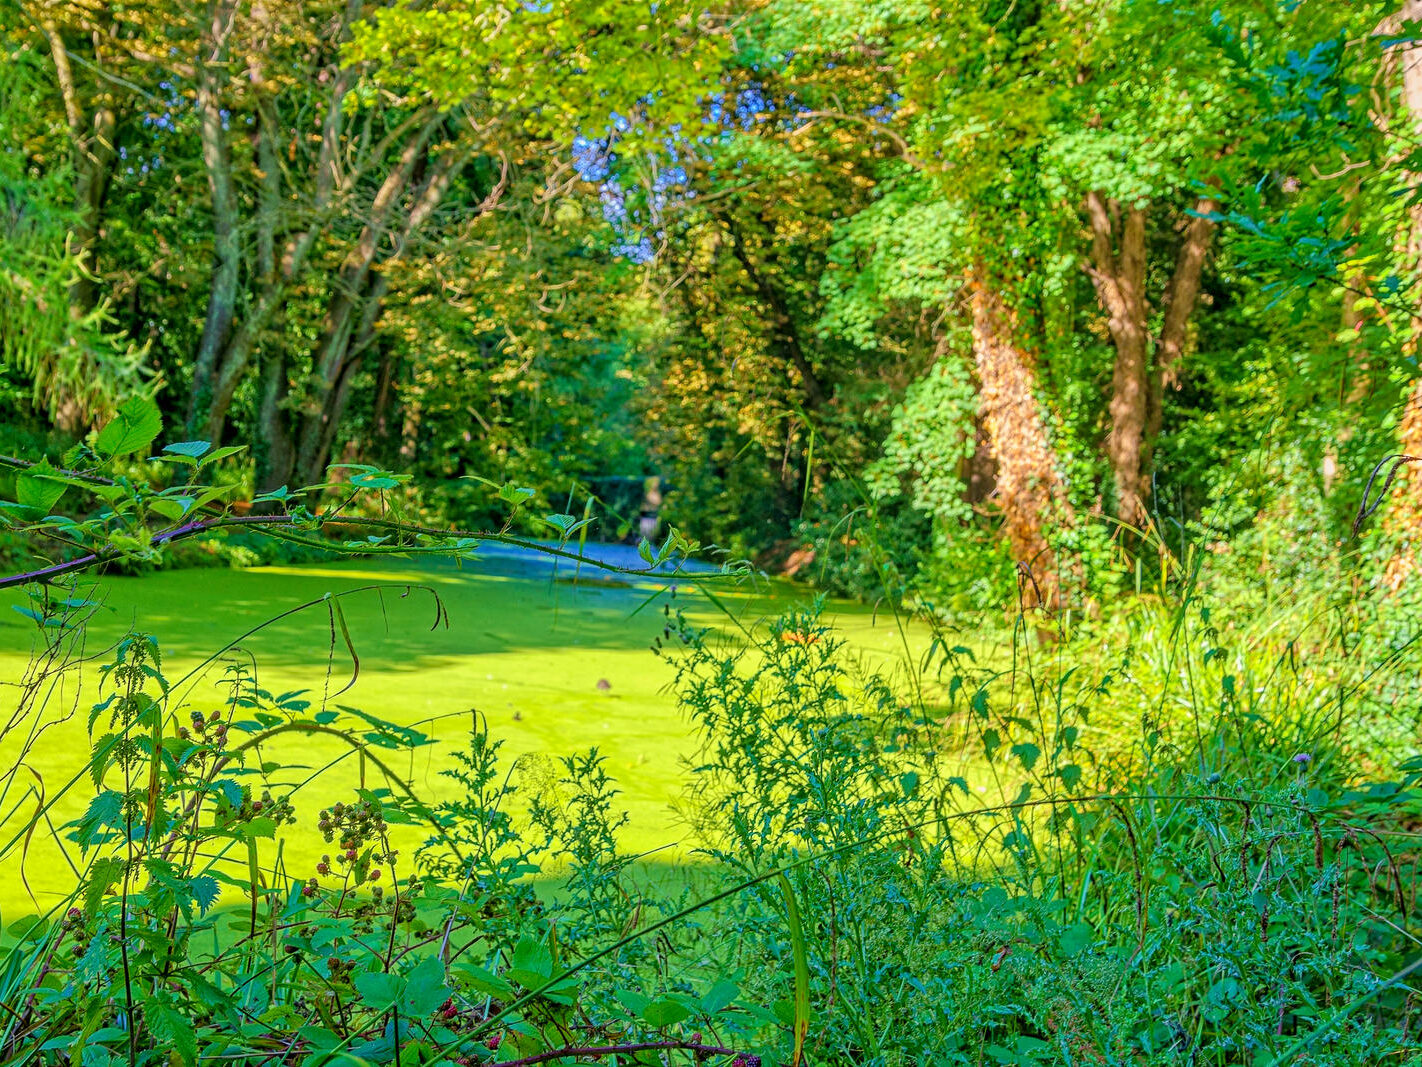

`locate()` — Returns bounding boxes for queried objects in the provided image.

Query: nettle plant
[670,603,1422,1065]
[0,399,795,1066]
[0,397,1416,1067]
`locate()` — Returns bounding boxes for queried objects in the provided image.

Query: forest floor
[0,549,942,912]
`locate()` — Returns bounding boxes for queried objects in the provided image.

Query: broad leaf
[16,459,68,515]
[94,397,162,458]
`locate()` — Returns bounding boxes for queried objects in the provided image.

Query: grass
[0,552,942,914]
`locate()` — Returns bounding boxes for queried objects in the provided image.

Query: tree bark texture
[1085,190,1215,527]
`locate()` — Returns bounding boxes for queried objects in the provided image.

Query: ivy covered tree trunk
[967,274,1075,611]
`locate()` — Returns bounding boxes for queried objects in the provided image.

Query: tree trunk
[188,0,241,437]
[1087,189,1217,526]
[40,19,117,432]
[293,274,391,485]
[372,344,400,462]
[721,214,827,408]
[967,274,1075,611]
[255,346,295,496]
[1085,192,1152,526]
[1148,196,1217,448]
[69,107,117,322]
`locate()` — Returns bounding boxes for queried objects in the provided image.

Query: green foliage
[0,412,1418,1062]
[0,41,148,426]
[866,353,978,526]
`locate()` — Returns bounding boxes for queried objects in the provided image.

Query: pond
[0,551,938,912]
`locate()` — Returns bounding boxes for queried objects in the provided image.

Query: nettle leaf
[75,929,115,985]
[84,856,126,918]
[1011,743,1041,773]
[74,790,126,849]
[16,458,68,515]
[190,875,220,914]
[970,688,989,718]
[94,397,162,458]
[143,993,197,1066]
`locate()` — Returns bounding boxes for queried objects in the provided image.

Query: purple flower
[1292,753,1313,765]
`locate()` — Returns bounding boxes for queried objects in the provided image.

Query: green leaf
[147,498,190,521]
[615,988,651,1017]
[353,970,402,1011]
[401,956,451,1017]
[507,936,553,988]
[143,993,197,1066]
[496,482,535,506]
[701,979,739,1015]
[351,471,400,490]
[161,441,212,460]
[94,397,162,458]
[777,874,811,1066]
[456,963,514,1000]
[642,999,692,1028]
[16,459,68,515]
[1010,742,1041,773]
[6,916,47,942]
[199,445,245,467]
[1058,921,1095,958]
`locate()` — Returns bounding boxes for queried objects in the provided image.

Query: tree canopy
[3,0,1421,611]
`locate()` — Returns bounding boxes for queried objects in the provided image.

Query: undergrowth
[0,403,1416,1064]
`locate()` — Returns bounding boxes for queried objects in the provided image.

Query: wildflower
[1292,752,1313,765]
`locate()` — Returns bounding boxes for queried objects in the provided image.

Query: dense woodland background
[5,0,1422,608]
[11,5,1422,1065]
